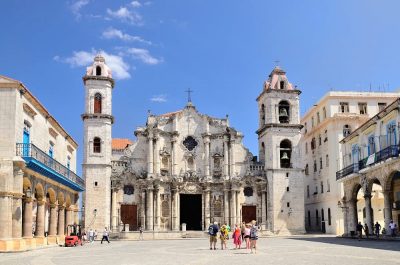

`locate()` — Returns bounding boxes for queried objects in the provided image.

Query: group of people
[86,227,110,244]
[356,220,398,240]
[208,220,259,254]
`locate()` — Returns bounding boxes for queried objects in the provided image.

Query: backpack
[250,226,258,238]
[208,225,215,236]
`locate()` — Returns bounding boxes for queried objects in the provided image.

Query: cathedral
[83,55,305,236]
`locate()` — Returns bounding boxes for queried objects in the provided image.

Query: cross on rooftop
[185,88,193,103]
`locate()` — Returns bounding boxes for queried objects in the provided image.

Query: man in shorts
[208,221,219,250]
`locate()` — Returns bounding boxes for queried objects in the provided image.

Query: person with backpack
[208,221,219,250]
[249,220,259,254]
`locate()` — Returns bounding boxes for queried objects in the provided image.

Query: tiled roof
[112,138,133,150]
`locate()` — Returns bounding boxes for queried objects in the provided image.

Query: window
[67,156,71,169]
[307,185,310,198]
[260,104,265,125]
[387,122,397,146]
[305,164,309,175]
[244,187,253,197]
[313,160,317,172]
[123,185,134,195]
[305,142,308,154]
[304,122,308,133]
[343,124,351,137]
[324,130,328,142]
[321,181,324,193]
[322,107,327,119]
[49,141,54,158]
[280,80,285,89]
[378,102,387,112]
[183,136,198,151]
[328,208,332,225]
[278,101,290,123]
[96,66,102,76]
[326,154,329,167]
[317,112,320,124]
[315,186,318,195]
[94,181,98,187]
[93,137,101,153]
[358,102,367,115]
[311,138,316,150]
[94,93,102,114]
[316,210,319,226]
[368,135,376,155]
[327,179,330,192]
[287,202,290,207]
[321,208,325,221]
[319,157,323,169]
[286,187,289,192]
[280,139,292,168]
[308,211,311,227]
[319,134,322,146]
[339,102,349,113]
[311,117,314,127]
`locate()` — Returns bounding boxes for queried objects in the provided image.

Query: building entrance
[180,194,202,230]
[242,205,256,223]
[120,204,137,231]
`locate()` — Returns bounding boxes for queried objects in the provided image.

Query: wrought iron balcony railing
[16,143,84,190]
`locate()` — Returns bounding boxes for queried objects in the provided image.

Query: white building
[300,91,399,234]
[0,75,84,252]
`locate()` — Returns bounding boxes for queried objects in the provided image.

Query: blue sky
[1,0,400,174]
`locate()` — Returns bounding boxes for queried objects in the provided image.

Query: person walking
[232,224,242,249]
[244,223,251,250]
[219,225,229,250]
[389,220,396,237]
[250,220,259,254]
[101,227,110,244]
[139,226,144,240]
[241,222,246,241]
[356,222,363,241]
[364,223,369,239]
[374,222,381,238]
[89,228,94,243]
[208,222,219,250]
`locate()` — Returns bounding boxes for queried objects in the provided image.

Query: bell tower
[256,66,305,234]
[82,55,114,232]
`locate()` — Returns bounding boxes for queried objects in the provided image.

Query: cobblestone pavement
[0,236,399,265]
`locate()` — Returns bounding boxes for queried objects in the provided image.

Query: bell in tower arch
[279,107,289,123]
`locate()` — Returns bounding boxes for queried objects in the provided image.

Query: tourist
[139,226,144,240]
[241,222,246,241]
[94,230,98,241]
[374,222,381,238]
[220,225,229,250]
[101,227,110,244]
[363,223,369,238]
[244,223,251,250]
[89,228,94,243]
[232,224,242,249]
[208,221,219,250]
[389,220,396,237]
[250,220,259,254]
[356,222,363,240]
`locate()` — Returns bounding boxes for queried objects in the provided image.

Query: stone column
[140,189,146,229]
[146,186,154,230]
[111,189,118,231]
[154,187,160,231]
[35,200,45,237]
[230,139,236,177]
[261,188,267,230]
[65,208,73,228]
[148,134,154,175]
[223,136,229,177]
[364,193,373,235]
[48,204,58,236]
[171,188,178,231]
[204,136,211,178]
[23,197,33,238]
[342,202,349,236]
[235,190,240,225]
[223,188,229,225]
[204,187,211,226]
[383,190,393,232]
[230,188,236,226]
[0,192,12,239]
[154,136,160,176]
[12,168,24,239]
[347,199,357,233]
[57,206,65,236]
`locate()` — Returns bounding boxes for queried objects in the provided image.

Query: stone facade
[0,76,83,252]
[83,59,306,235]
[301,92,399,234]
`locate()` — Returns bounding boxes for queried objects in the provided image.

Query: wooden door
[121,205,137,231]
[242,206,256,223]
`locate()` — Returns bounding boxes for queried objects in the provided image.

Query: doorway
[242,205,256,223]
[180,194,202,230]
[120,204,137,231]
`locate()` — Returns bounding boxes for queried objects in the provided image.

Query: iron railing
[16,143,84,188]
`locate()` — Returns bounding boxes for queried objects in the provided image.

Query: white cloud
[102,27,151,44]
[131,1,142,8]
[54,49,131,80]
[106,6,142,25]
[70,0,90,19]
[126,48,162,65]
[150,94,167,103]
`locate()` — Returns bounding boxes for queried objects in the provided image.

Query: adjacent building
[338,98,400,235]
[301,91,399,234]
[0,76,84,251]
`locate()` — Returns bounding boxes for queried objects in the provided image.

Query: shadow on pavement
[288,236,400,252]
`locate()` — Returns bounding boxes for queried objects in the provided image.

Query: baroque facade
[0,76,84,252]
[83,56,305,236]
[300,92,399,234]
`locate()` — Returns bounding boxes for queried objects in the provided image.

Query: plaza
[0,236,399,265]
